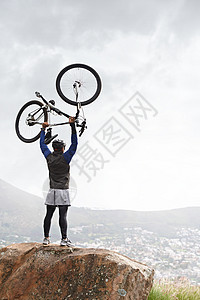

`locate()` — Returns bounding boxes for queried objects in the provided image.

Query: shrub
[148,278,200,300]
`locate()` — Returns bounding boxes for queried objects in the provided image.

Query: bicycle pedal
[44,134,58,145]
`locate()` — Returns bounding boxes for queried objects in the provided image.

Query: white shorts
[45,189,71,206]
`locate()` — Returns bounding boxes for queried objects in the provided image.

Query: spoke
[59,67,98,102]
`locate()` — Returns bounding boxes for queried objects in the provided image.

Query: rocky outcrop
[0,243,154,299]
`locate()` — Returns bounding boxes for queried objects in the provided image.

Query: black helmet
[52,139,66,151]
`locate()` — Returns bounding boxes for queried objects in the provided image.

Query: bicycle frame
[30,92,86,135]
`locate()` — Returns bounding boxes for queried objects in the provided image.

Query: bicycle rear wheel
[15,100,48,143]
[56,63,102,106]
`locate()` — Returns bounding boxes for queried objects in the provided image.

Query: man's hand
[69,117,76,134]
[42,122,49,129]
[69,117,75,123]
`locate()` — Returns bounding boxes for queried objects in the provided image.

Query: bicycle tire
[15,100,48,143]
[56,63,102,106]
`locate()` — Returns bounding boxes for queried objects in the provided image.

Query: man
[40,117,77,246]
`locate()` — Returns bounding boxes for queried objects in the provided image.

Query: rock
[0,243,154,299]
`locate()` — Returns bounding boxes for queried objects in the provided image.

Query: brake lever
[78,120,87,137]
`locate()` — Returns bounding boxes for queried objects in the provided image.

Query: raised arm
[40,126,51,158]
[63,122,78,164]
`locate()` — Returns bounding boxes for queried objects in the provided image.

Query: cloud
[1,0,200,210]
[0,0,182,49]
[170,0,200,40]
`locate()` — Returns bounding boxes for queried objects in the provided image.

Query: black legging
[43,205,69,239]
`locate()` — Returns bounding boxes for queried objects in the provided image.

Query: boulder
[0,243,154,299]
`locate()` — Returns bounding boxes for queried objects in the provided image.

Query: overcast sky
[1,0,200,211]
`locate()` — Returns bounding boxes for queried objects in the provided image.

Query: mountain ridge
[0,178,199,241]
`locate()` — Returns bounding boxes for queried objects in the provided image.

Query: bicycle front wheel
[56,63,102,106]
[15,100,48,143]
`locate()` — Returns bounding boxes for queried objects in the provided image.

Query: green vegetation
[148,280,200,300]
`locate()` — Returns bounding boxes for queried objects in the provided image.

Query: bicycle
[15,63,102,143]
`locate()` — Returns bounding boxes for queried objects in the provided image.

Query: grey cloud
[170,0,200,40]
[73,0,167,34]
[0,0,173,48]
[1,0,199,56]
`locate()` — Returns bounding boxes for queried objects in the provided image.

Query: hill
[0,178,199,243]
[69,206,200,238]
[0,178,44,240]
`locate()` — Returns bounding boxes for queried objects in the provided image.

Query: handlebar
[77,120,87,137]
